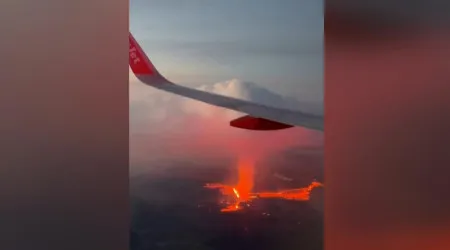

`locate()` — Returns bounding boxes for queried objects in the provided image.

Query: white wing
[129,32,323,131]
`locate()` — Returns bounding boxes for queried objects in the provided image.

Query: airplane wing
[129,32,324,131]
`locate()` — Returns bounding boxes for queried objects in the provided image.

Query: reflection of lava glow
[204,157,324,213]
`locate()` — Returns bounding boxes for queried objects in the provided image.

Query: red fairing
[230,115,293,130]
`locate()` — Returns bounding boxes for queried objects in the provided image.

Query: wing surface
[129,32,323,131]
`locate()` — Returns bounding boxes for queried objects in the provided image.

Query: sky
[130,0,323,103]
[129,0,324,175]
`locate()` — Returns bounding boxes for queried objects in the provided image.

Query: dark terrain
[130,152,323,250]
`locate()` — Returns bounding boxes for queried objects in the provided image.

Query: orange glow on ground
[250,181,324,201]
[204,157,324,213]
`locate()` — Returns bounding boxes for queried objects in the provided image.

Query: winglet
[129,32,167,85]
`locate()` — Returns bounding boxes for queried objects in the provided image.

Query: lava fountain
[205,156,324,212]
[234,156,255,201]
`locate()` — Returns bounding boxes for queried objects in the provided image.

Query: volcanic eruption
[205,155,324,213]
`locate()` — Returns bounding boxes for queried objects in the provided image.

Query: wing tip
[129,32,157,76]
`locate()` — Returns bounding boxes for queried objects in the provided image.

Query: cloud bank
[129,75,323,173]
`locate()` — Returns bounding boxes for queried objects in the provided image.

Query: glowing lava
[233,188,240,199]
[204,157,324,213]
[250,181,324,201]
[235,157,254,201]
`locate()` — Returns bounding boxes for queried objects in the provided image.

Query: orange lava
[251,181,324,201]
[204,157,324,212]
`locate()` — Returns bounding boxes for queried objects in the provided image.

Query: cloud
[181,78,293,120]
[130,76,321,125]
[129,76,323,171]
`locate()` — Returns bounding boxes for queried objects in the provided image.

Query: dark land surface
[130,151,324,250]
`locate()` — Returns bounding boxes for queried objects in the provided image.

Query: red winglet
[129,33,155,75]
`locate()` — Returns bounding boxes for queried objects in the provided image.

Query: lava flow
[204,157,324,212]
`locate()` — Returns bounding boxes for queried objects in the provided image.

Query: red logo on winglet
[129,36,154,75]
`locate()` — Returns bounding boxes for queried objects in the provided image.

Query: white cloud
[181,79,251,120]
[129,76,323,172]
[130,77,322,131]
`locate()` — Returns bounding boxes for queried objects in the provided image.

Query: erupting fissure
[204,157,324,212]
